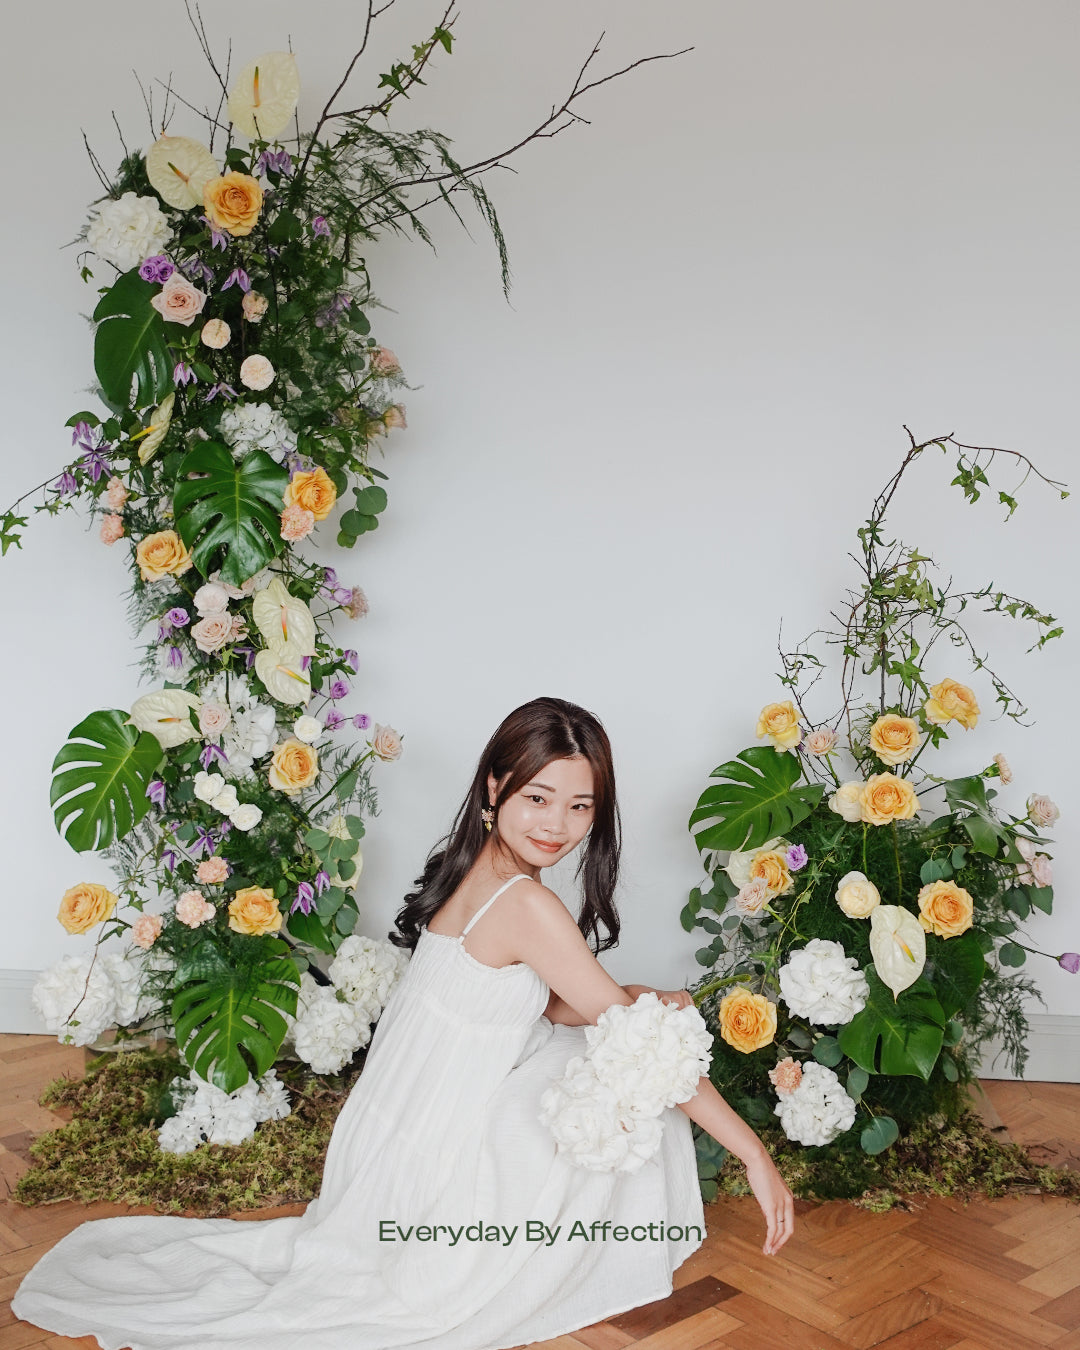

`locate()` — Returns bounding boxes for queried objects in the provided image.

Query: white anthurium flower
[869,905,927,1000]
[145,136,219,210]
[252,577,317,656]
[129,689,202,749]
[136,393,175,466]
[227,52,301,140]
[254,641,311,706]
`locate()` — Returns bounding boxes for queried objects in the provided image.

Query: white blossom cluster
[778,939,870,1026]
[85,192,172,272]
[32,952,155,1047]
[202,673,279,776]
[157,1068,291,1154]
[286,936,409,1075]
[773,1062,856,1146]
[539,992,713,1174]
[217,402,296,459]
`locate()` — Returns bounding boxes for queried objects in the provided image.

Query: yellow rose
[748,850,794,899]
[228,885,283,936]
[924,678,980,730]
[917,880,974,938]
[283,468,337,521]
[755,700,801,750]
[718,989,777,1054]
[268,738,319,794]
[58,882,118,934]
[869,714,922,766]
[203,172,264,237]
[136,529,194,583]
[859,772,920,826]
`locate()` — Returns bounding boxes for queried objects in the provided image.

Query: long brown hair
[391,697,622,953]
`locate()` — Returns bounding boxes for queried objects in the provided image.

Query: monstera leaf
[173,442,289,586]
[172,937,300,1092]
[837,970,946,1081]
[50,709,165,852]
[93,271,173,411]
[689,746,824,853]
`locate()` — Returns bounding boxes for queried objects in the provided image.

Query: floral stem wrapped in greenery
[684,432,1073,1174]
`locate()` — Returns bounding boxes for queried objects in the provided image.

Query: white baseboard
[2,969,1078,1081]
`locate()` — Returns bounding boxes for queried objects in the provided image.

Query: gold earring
[481,806,494,832]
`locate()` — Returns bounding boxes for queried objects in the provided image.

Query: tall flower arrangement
[4,6,685,1104]
[684,434,1072,1163]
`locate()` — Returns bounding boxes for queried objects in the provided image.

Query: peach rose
[718,989,777,1054]
[131,913,163,950]
[768,1057,803,1094]
[191,613,233,654]
[200,318,231,348]
[283,467,337,521]
[203,171,264,237]
[859,772,920,826]
[268,738,319,794]
[150,273,207,327]
[748,850,794,899]
[924,678,980,729]
[196,856,230,885]
[869,714,921,766]
[242,290,269,322]
[105,476,129,510]
[100,513,125,545]
[228,885,283,936]
[239,354,275,390]
[371,723,403,762]
[280,503,316,541]
[917,879,974,938]
[58,882,118,934]
[136,530,194,583]
[755,700,801,751]
[804,728,838,756]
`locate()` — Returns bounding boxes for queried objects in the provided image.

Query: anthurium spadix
[129,689,202,750]
[227,53,301,140]
[869,904,927,1000]
[254,641,312,706]
[252,577,316,656]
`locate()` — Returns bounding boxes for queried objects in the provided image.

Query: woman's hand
[623,984,695,1010]
[744,1150,795,1256]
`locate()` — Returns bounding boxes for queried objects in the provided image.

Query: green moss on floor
[15,1049,364,1218]
[712,1112,1080,1210]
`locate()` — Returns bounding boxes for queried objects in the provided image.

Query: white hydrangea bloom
[291,981,370,1075]
[101,952,156,1027]
[155,642,198,684]
[773,1061,856,1146]
[778,939,870,1026]
[539,1057,663,1174]
[328,936,409,1023]
[31,954,119,1047]
[217,402,296,458]
[86,192,173,272]
[221,702,279,775]
[156,1068,291,1154]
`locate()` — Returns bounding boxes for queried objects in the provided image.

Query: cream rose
[201,318,232,348]
[917,879,974,938]
[835,869,881,918]
[828,781,864,823]
[755,700,801,750]
[268,738,319,794]
[58,882,118,934]
[284,468,337,521]
[229,803,263,832]
[228,885,282,936]
[210,784,239,815]
[1027,794,1060,828]
[859,773,920,826]
[242,290,269,322]
[150,273,207,327]
[924,678,980,729]
[239,355,275,390]
[135,530,193,582]
[718,990,777,1054]
[193,582,230,616]
[191,614,233,654]
[869,714,921,766]
[203,172,264,236]
[293,716,323,744]
[193,771,225,804]
[804,728,838,756]
[370,724,403,762]
[198,701,232,738]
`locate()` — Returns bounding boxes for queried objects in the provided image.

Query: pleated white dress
[13,874,706,1350]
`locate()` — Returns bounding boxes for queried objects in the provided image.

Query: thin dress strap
[459,873,531,941]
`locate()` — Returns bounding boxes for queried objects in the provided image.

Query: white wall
[1,2,1076,1069]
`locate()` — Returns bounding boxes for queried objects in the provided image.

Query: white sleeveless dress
[12,875,706,1350]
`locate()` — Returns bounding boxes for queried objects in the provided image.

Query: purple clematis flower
[71,421,97,451]
[198,216,230,251]
[200,743,228,770]
[300,655,312,672]
[233,643,257,670]
[146,779,167,809]
[180,256,215,284]
[324,709,346,731]
[256,148,294,177]
[1060,952,1080,974]
[173,361,197,387]
[311,215,331,238]
[53,470,79,496]
[164,645,186,670]
[314,870,331,896]
[315,293,351,329]
[291,881,316,916]
[205,382,239,403]
[215,820,233,842]
[139,255,174,283]
[192,826,215,859]
[222,267,251,293]
[329,678,350,701]
[162,850,178,873]
[786,844,809,872]
[79,448,112,483]
[352,713,371,731]
[342,649,359,674]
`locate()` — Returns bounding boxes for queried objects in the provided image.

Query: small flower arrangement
[684,433,1070,1163]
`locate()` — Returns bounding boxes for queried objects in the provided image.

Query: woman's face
[487,755,596,872]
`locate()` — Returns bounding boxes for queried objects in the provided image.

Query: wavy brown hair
[391,697,622,954]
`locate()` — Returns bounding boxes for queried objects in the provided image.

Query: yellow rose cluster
[283,467,338,521]
[829,772,920,826]
[718,989,777,1053]
[748,849,794,899]
[135,530,193,583]
[869,714,921,766]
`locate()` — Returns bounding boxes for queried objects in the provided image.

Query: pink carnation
[370,346,401,375]
[196,856,230,885]
[131,913,164,949]
[105,476,129,510]
[344,586,369,620]
[281,503,316,542]
[176,890,216,928]
[99,514,125,545]
[768,1057,803,1095]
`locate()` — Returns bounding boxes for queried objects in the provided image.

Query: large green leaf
[50,709,165,852]
[173,442,289,585]
[925,931,986,1019]
[93,271,173,411]
[942,775,1008,857]
[172,938,300,1092]
[837,970,946,1081]
[689,746,824,853]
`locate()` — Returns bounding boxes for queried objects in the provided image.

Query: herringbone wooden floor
[0,1034,1077,1350]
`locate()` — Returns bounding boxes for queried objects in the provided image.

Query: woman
[12,696,793,1350]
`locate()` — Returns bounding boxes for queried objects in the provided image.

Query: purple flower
[291,881,316,916]
[53,470,79,496]
[204,382,239,403]
[165,645,186,670]
[71,421,97,451]
[173,361,197,387]
[324,709,346,731]
[329,678,350,701]
[1060,952,1080,975]
[79,448,112,483]
[300,655,312,672]
[222,267,251,293]
[199,216,230,251]
[314,870,331,896]
[332,587,354,605]
[215,820,233,841]
[256,148,294,177]
[146,779,167,809]
[342,649,360,674]
[311,215,331,238]
[180,256,215,284]
[314,292,351,329]
[166,606,190,628]
[322,567,338,588]
[352,713,371,731]
[139,255,174,283]
[233,643,257,670]
[162,849,178,873]
[192,826,215,859]
[786,844,809,872]
[200,742,228,770]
